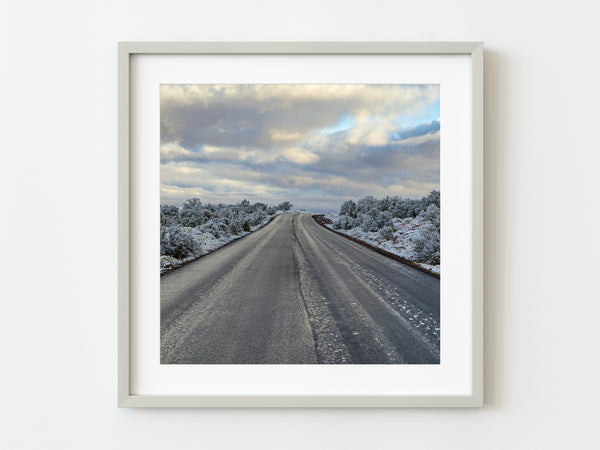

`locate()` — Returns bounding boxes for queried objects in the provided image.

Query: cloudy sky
[160,84,440,213]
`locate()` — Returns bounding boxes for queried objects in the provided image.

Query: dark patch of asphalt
[160,214,440,364]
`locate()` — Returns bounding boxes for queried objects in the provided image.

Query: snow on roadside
[160,212,285,274]
[324,213,441,274]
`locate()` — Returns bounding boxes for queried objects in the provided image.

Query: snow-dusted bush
[418,203,440,228]
[160,205,179,226]
[378,225,395,241]
[228,217,243,235]
[413,203,441,264]
[413,223,440,264]
[332,215,352,230]
[355,196,377,218]
[251,210,266,226]
[340,200,357,218]
[199,218,230,239]
[423,190,441,209]
[360,213,378,232]
[160,226,201,260]
[160,255,179,270]
[373,210,393,229]
[179,198,209,227]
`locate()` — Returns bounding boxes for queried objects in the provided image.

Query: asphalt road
[161,213,440,364]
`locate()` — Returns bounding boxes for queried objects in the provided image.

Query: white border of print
[118,42,483,408]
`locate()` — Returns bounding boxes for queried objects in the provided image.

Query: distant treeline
[160,199,292,260]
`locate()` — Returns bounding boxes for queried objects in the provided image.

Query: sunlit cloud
[281,147,320,165]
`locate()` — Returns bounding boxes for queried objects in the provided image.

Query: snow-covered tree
[277,201,293,211]
[160,205,179,226]
[356,196,377,215]
[339,200,357,218]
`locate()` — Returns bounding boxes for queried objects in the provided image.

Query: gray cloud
[160,84,440,212]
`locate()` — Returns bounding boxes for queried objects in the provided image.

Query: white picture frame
[118,42,483,407]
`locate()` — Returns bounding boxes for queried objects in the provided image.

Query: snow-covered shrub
[378,225,394,241]
[178,198,209,227]
[413,204,441,264]
[199,218,230,239]
[339,200,357,218]
[160,205,180,226]
[160,255,179,270]
[251,210,266,226]
[160,226,201,260]
[413,223,440,264]
[422,190,441,209]
[418,204,440,228]
[373,210,393,229]
[332,215,352,230]
[360,214,380,232]
[228,218,243,235]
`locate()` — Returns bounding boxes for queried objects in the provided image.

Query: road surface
[161,213,440,364]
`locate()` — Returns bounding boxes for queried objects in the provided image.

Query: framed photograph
[118,42,483,407]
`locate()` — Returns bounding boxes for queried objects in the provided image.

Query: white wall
[1,1,597,448]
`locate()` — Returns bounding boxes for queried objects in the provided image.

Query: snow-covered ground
[324,213,441,274]
[160,212,285,274]
[161,209,440,275]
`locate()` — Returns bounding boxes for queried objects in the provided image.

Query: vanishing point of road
[161,214,440,364]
